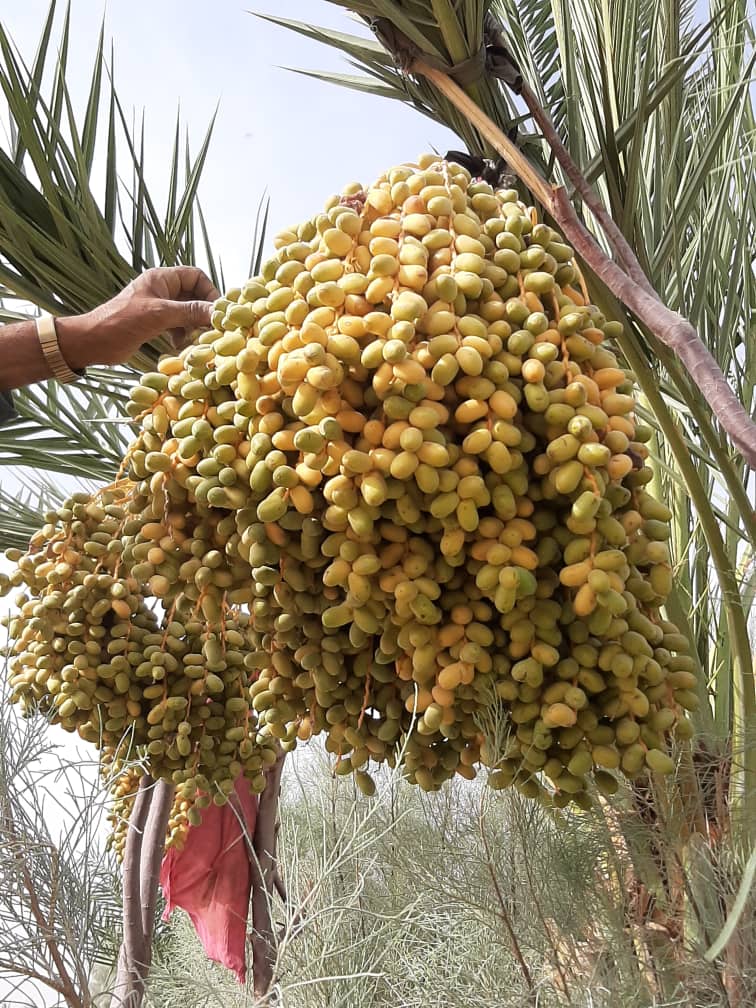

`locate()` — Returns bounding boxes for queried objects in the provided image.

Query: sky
[3,0,460,283]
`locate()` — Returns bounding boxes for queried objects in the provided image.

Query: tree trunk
[110,776,174,1008]
[249,751,286,998]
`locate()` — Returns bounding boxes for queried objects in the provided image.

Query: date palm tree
[0,1,753,1006]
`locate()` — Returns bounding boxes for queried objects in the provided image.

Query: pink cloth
[160,778,258,982]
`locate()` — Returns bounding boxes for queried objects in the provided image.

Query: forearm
[0,314,96,392]
[0,267,217,394]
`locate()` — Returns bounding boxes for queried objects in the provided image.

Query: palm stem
[250,750,286,996]
[111,775,152,1008]
[139,780,175,951]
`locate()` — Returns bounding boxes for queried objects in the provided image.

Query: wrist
[55,312,98,371]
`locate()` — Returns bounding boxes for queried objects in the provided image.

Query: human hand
[63,266,221,367]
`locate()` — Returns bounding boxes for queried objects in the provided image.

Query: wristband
[36,314,79,384]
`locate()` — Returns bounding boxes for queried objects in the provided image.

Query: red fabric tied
[160,778,258,982]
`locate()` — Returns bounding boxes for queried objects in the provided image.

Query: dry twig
[478,807,537,1005]
[2,805,85,1008]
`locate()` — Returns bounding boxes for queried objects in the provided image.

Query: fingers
[138,266,220,304]
[107,270,218,355]
[162,298,215,333]
[168,328,194,352]
[174,266,220,303]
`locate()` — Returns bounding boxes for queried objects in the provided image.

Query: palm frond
[0,10,215,328]
[252,7,535,159]
[0,473,66,551]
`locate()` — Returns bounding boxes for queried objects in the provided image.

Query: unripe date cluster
[1,154,696,836]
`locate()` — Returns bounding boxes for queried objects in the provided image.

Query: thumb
[162,299,214,331]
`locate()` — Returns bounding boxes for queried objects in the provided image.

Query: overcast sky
[3,0,460,281]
